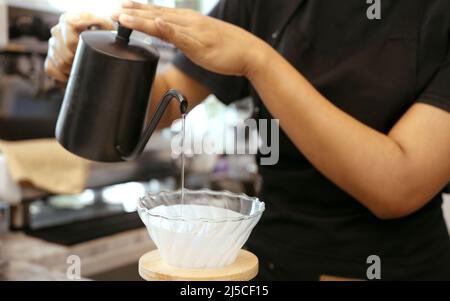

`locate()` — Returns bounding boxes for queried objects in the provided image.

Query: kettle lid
[80,27,159,62]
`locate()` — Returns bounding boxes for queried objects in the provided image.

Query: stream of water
[180,113,186,204]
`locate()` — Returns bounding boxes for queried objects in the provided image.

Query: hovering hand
[112,0,270,77]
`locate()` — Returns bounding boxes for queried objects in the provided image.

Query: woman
[46,0,450,280]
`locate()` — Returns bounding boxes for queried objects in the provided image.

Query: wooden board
[139,249,258,281]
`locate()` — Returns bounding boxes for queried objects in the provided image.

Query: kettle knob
[116,24,132,44]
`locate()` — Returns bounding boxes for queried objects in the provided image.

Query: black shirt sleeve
[172,0,252,105]
[418,43,450,113]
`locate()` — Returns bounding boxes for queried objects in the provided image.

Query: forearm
[148,71,174,129]
[149,65,210,129]
[246,46,421,218]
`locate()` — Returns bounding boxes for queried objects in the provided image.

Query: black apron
[247,0,450,280]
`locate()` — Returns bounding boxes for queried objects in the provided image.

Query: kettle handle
[116,89,188,161]
[116,24,133,44]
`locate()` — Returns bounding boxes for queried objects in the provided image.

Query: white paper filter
[138,189,264,269]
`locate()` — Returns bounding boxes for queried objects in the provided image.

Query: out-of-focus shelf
[0,42,48,55]
[0,1,61,52]
[5,0,62,15]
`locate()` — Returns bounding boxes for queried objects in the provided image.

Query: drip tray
[24,212,143,246]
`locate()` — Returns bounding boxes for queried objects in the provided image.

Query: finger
[121,0,193,21]
[61,12,112,32]
[118,13,202,51]
[48,37,72,75]
[120,0,196,20]
[47,37,63,66]
[59,23,80,54]
[122,0,143,9]
[111,10,121,22]
[60,13,85,32]
[112,8,191,26]
[51,27,76,66]
[49,48,74,78]
[45,57,69,83]
[118,14,161,37]
[78,12,113,30]
[122,0,166,12]
[50,45,71,74]
[59,13,78,27]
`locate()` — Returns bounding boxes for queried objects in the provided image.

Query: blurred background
[0,0,448,281]
[0,0,262,280]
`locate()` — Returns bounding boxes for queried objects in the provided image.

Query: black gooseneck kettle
[55,25,188,162]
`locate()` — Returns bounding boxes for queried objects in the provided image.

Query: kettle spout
[117,89,188,161]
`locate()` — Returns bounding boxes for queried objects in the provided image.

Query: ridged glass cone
[138,189,265,269]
